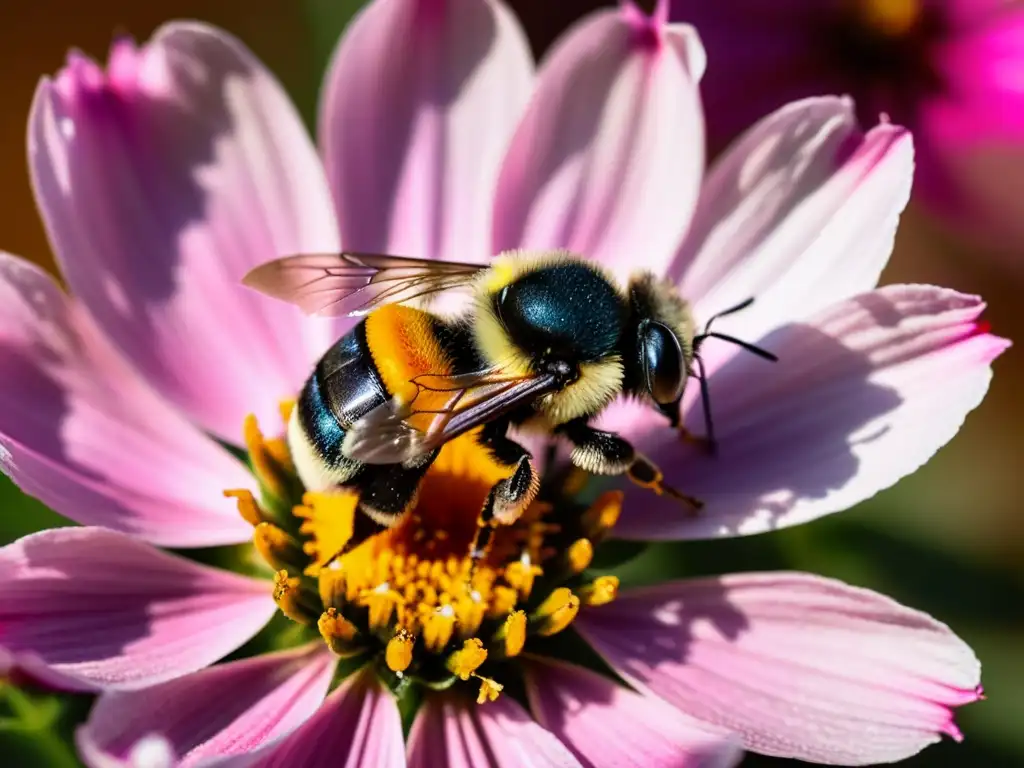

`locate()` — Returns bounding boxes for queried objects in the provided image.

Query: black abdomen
[297,321,387,469]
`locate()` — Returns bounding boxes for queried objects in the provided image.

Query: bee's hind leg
[557,418,703,514]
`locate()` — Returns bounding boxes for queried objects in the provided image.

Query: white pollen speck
[520,552,532,566]
[328,560,342,571]
[470,590,482,603]
[59,117,75,139]
[373,582,390,594]
[438,604,455,617]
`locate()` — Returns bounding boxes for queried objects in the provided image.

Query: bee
[243,250,775,557]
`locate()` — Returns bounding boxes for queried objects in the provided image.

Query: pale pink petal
[320,0,532,264]
[409,694,581,768]
[30,23,339,442]
[613,285,1008,540]
[577,572,982,765]
[492,7,704,281]
[524,658,741,768]
[0,253,255,547]
[82,734,176,768]
[0,528,274,691]
[215,668,405,768]
[78,644,336,767]
[670,97,912,357]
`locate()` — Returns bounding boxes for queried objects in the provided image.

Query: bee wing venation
[242,252,486,316]
[344,371,560,465]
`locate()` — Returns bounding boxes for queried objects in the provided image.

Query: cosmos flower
[669,0,1024,259]
[0,0,1005,766]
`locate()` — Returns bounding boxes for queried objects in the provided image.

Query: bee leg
[467,422,540,567]
[558,418,703,514]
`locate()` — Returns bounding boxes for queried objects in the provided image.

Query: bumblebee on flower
[0,0,1006,766]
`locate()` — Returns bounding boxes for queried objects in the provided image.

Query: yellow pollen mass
[386,629,415,673]
[566,538,594,574]
[272,570,311,625]
[476,676,504,704]
[448,638,488,680]
[582,491,623,540]
[580,575,620,607]
[533,587,581,637]
[318,608,362,657]
[500,611,527,657]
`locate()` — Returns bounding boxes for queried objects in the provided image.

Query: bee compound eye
[640,321,685,405]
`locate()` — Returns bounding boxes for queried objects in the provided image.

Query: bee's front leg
[557,418,703,513]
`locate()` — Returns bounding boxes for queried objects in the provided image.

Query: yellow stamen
[317,559,347,610]
[498,610,527,657]
[582,491,623,540]
[580,575,620,607]
[253,522,303,572]
[272,570,311,625]
[447,638,488,680]
[422,604,457,652]
[386,629,415,673]
[533,587,580,636]
[243,413,294,501]
[475,675,503,704]
[224,488,265,527]
[505,557,543,599]
[294,491,357,573]
[858,0,920,37]
[278,399,296,425]
[487,586,519,618]
[566,538,593,575]
[454,594,486,639]
[361,583,405,632]
[318,608,362,657]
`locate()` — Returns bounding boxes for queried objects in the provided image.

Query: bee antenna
[693,331,778,362]
[689,297,778,456]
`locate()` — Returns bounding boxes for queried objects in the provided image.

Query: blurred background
[0,1,1020,766]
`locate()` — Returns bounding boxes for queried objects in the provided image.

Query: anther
[582,491,623,540]
[580,575,619,607]
[243,414,296,502]
[447,638,488,680]
[317,559,347,609]
[361,583,404,632]
[223,488,266,527]
[533,587,580,636]
[253,522,304,572]
[505,557,544,600]
[475,675,503,704]
[317,608,362,657]
[455,596,486,639]
[566,538,594,575]
[487,586,519,618]
[423,604,457,653]
[496,610,527,657]
[272,570,315,625]
[386,629,415,673]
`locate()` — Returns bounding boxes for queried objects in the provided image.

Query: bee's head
[622,272,695,408]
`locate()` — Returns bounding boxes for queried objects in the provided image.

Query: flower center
[226,402,622,703]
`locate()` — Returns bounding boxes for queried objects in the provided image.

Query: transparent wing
[343,369,560,464]
[242,252,487,317]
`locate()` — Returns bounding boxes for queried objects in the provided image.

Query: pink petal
[82,734,176,768]
[670,97,912,352]
[30,24,339,442]
[320,0,532,264]
[524,658,741,768]
[0,528,274,691]
[613,285,1008,540]
[0,253,255,547]
[492,7,704,281]
[577,572,983,764]
[78,644,336,767]
[223,667,405,768]
[409,694,581,768]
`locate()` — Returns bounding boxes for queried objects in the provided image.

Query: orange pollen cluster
[225,403,622,703]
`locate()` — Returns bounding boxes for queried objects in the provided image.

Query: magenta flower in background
[0,0,1006,766]
[669,0,1024,259]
